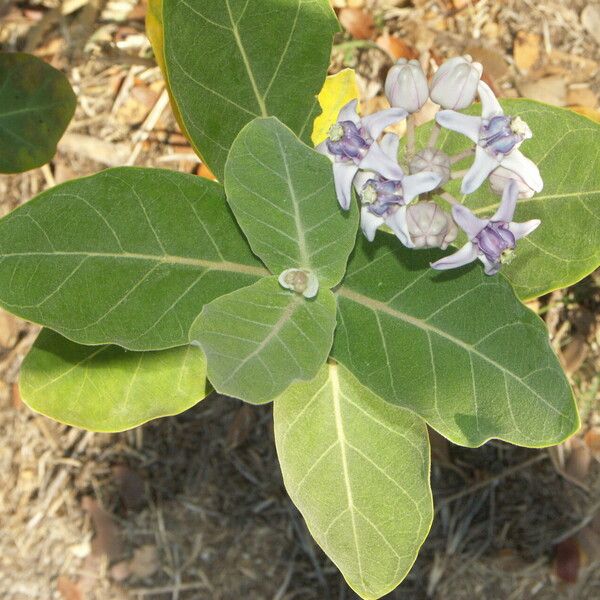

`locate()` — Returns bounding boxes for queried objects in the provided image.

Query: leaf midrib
[0,250,268,277]
[336,286,570,420]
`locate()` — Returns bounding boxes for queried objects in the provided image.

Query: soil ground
[1,1,599,598]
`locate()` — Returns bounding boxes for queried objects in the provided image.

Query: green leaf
[332,236,579,448]
[274,362,433,600]
[0,52,76,173]
[190,277,336,403]
[225,117,359,287]
[424,100,600,300]
[162,0,339,180]
[0,167,267,350]
[20,328,208,432]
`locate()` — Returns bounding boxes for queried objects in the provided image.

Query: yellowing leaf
[311,69,360,146]
[570,105,600,124]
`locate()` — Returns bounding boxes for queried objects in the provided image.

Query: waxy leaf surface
[0,53,76,173]
[274,363,432,600]
[20,329,208,432]
[332,237,579,448]
[162,0,338,179]
[225,118,359,287]
[0,168,266,350]
[426,99,600,300]
[190,277,336,404]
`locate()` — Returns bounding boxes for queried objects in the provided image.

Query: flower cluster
[317,55,543,278]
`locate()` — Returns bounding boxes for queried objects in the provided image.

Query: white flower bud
[488,166,535,199]
[278,269,319,299]
[409,148,451,186]
[430,55,483,110]
[385,59,429,114]
[406,202,458,250]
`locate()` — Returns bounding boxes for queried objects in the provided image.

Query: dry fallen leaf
[82,496,123,561]
[564,437,592,484]
[57,576,84,600]
[582,4,600,45]
[338,7,375,40]
[375,33,418,60]
[112,464,146,512]
[517,76,567,106]
[129,545,160,579]
[227,404,257,449]
[566,85,599,108]
[554,537,581,584]
[513,31,541,72]
[465,45,510,82]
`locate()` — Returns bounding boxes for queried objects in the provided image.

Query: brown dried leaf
[465,45,509,82]
[129,545,160,579]
[0,309,19,349]
[338,7,375,40]
[584,428,600,456]
[582,4,600,45]
[375,33,418,61]
[82,496,123,561]
[517,76,567,106]
[227,404,257,449]
[57,576,84,600]
[566,86,599,108]
[560,334,588,376]
[513,32,541,72]
[554,537,581,584]
[564,438,592,484]
[112,465,146,512]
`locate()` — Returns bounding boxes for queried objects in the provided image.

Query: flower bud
[409,148,451,186]
[430,55,483,110]
[488,166,535,198]
[406,202,458,250]
[385,59,429,114]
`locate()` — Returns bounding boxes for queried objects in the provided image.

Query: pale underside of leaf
[274,363,433,599]
[20,328,209,432]
[190,277,337,404]
[225,117,359,288]
[332,240,579,448]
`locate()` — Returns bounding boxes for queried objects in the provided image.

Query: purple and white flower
[316,99,407,210]
[431,180,541,275]
[435,81,543,195]
[429,55,483,110]
[385,59,429,114]
[354,134,442,246]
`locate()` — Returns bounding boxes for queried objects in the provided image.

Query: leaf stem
[451,169,468,180]
[406,114,416,160]
[427,121,441,149]
[439,191,460,206]
[450,147,476,164]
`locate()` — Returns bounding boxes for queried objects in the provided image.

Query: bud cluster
[314,55,544,279]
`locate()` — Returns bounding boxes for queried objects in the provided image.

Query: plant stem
[439,191,460,206]
[427,121,441,148]
[450,147,476,164]
[406,114,416,160]
[451,169,468,180]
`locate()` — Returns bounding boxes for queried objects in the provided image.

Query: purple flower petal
[492,179,518,222]
[477,81,503,119]
[452,204,488,238]
[362,108,407,139]
[461,146,499,194]
[402,171,442,203]
[337,99,361,125]
[435,110,481,143]
[501,150,543,193]
[359,142,404,181]
[360,205,384,241]
[507,219,541,240]
[333,162,358,210]
[431,242,478,271]
[315,140,333,162]
[480,254,501,275]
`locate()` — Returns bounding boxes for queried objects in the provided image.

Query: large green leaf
[0,168,267,350]
[162,0,339,179]
[0,52,76,173]
[225,117,359,287]
[20,329,208,432]
[190,277,336,403]
[424,100,600,300]
[274,362,433,599]
[332,236,579,448]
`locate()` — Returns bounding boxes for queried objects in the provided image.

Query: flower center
[479,115,528,157]
[328,123,344,142]
[326,121,371,163]
[361,177,404,216]
[475,221,516,264]
[283,269,309,294]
